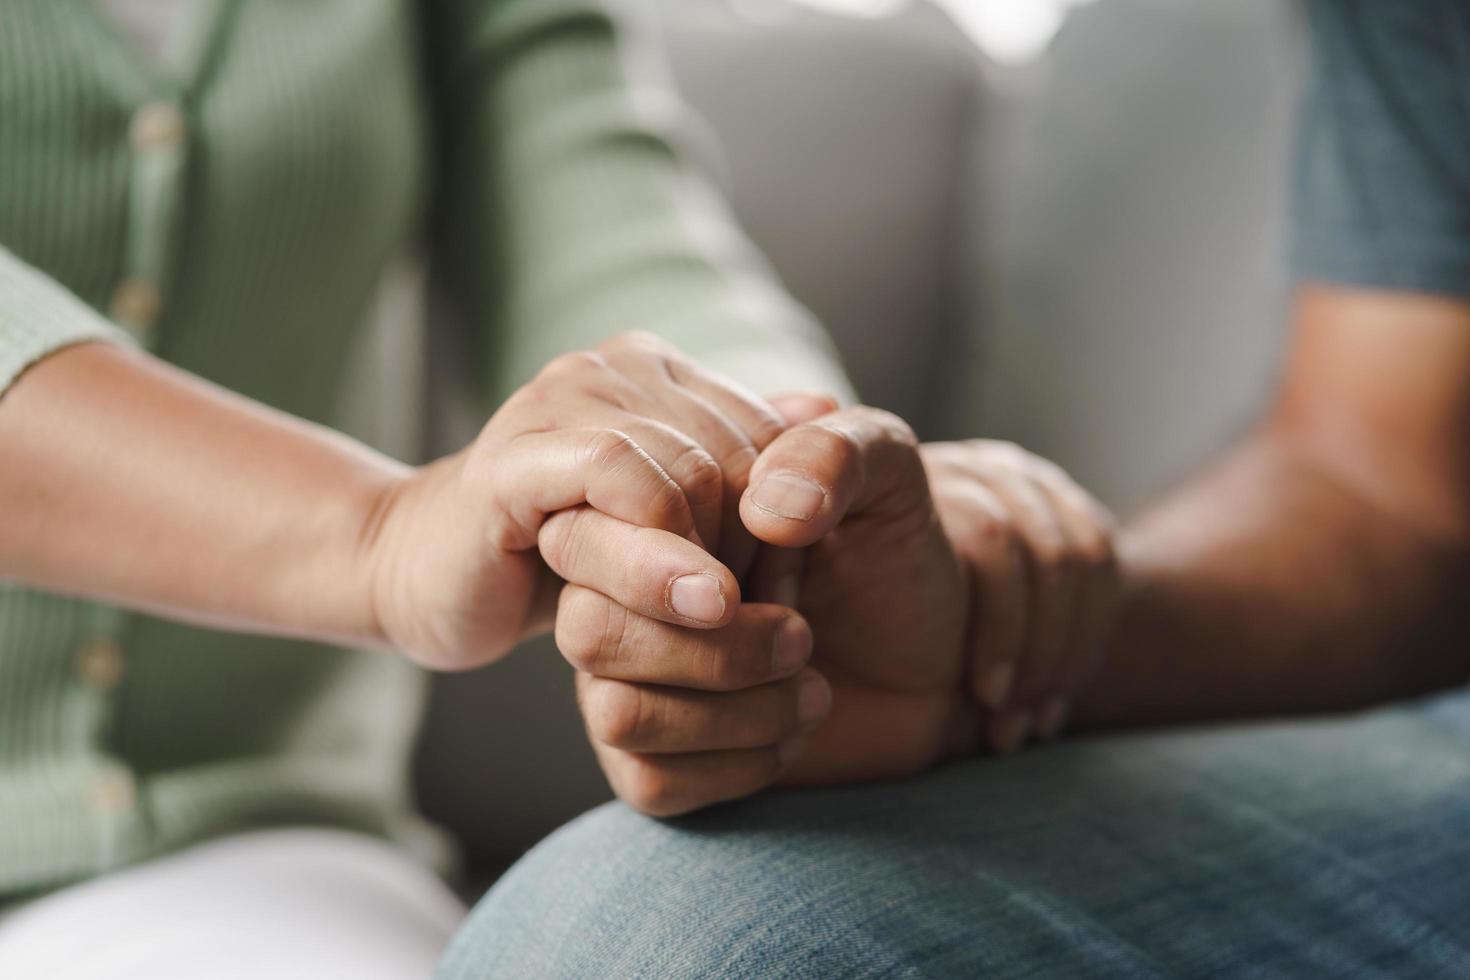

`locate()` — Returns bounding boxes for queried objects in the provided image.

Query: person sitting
[439,2,1470,976]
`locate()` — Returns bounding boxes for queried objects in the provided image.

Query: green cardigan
[0,0,848,899]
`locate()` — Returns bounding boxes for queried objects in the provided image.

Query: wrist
[273,449,412,650]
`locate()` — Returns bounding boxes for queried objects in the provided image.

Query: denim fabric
[439,691,1470,979]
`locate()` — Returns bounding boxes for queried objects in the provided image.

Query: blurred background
[416,0,1304,886]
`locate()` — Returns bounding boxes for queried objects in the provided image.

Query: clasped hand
[364,333,1119,816]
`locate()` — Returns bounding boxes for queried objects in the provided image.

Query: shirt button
[76,638,126,691]
[129,101,186,152]
[109,277,162,334]
[90,770,137,814]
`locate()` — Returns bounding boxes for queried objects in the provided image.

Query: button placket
[113,96,190,344]
[89,760,142,869]
[90,767,138,814]
[76,636,127,691]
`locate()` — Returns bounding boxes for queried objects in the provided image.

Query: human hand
[570,404,973,814]
[364,332,796,671]
[922,440,1121,751]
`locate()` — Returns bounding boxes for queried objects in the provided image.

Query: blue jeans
[439,692,1470,978]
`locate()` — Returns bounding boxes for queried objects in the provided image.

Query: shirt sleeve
[425,0,855,404]
[0,246,134,397]
[1292,0,1470,296]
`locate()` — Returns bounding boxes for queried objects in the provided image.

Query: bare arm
[1076,284,1470,729]
[0,342,400,644]
[0,333,814,672]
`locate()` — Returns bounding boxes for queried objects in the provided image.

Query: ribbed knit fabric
[0,0,850,901]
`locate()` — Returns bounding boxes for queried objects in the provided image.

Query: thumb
[740,406,930,549]
[765,392,840,427]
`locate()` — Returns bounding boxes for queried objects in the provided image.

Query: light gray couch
[414,0,1305,876]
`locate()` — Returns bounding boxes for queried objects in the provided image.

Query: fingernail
[977,662,1015,710]
[771,619,811,675]
[751,472,826,521]
[992,711,1032,755]
[1038,698,1072,741]
[669,573,726,624]
[796,672,832,726]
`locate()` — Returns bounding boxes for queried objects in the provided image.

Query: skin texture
[0,332,808,676]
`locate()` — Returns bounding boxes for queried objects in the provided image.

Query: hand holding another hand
[364,332,795,671]
[924,441,1121,751]
[568,404,972,813]
[562,401,1122,815]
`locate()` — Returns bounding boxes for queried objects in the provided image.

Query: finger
[600,343,769,574]
[539,507,740,628]
[963,469,1079,710]
[1031,480,1120,738]
[665,355,790,443]
[481,428,696,550]
[644,384,762,577]
[578,669,831,754]
[987,709,1034,756]
[740,406,929,548]
[603,415,727,554]
[589,735,807,817]
[515,346,728,551]
[932,480,1029,711]
[556,585,813,690]
[596,332,792,452]
[766,392,841,427]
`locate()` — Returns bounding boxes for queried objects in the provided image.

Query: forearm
[0,342,403,644]
[1075,431,1470,730]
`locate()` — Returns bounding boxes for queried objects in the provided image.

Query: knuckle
[586,429,698,532]
[967,504,1016,548]
[1033,542,1075,584]
[919,440,967,474]
[602,687,661,746]
[742,406,787,451]
[1025,520,1071,570]
[583,428,642,471]
[593,599,634,674]
[668,444,724,506]
[1076,532,1117,572]
[618,759,682,816]
[704,644,759,691]
[982,439,1025,461]
[554,589,597,667]
[587,681,655,749]
[645,474,696,534]
[602,330,669,359]
[556,589,627,674]
[541,349,608,382]
[861,406,920,448]
[539,506,590,572]
[804,422,862,474]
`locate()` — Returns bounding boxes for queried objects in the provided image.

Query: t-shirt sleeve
[1292,0,1470,297]
[0,246,134,397]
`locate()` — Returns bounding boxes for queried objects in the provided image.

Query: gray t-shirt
[1293,0,1470,296]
